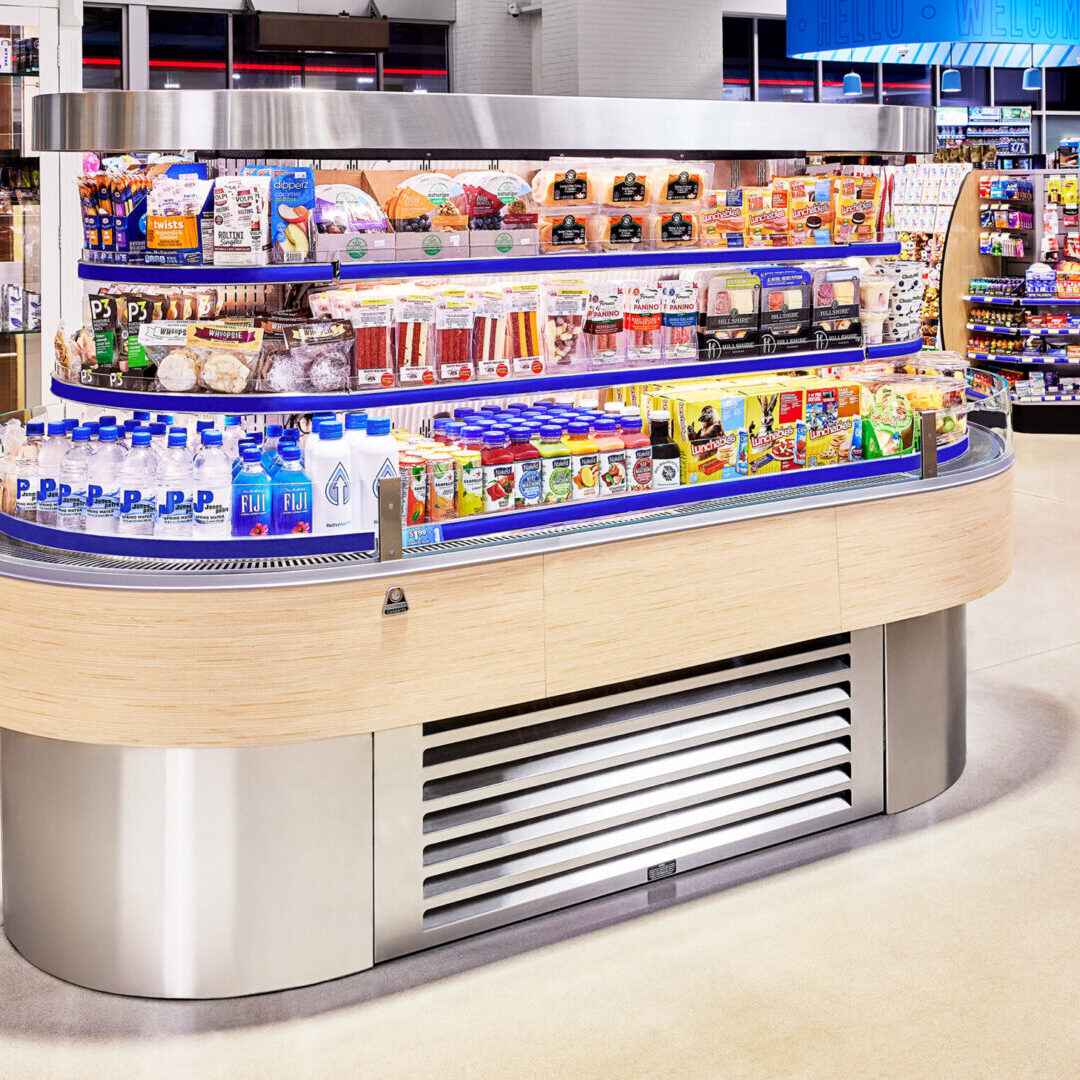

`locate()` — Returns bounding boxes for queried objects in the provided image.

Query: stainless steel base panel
[0,731,374,998]
[884,605,967,813]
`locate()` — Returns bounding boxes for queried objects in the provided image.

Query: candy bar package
[349,295,396,388]
[188,322,262,394]
[810,264,862,351]
[282,321,353,392]
[752,267,812,353]
[701,272,761,359]
[540,277,590,373]
[661,279,698,360]
[584,284,625,369]
[623,281,663,364]
[394,293,437,385]
[503,283,543,376]
[435,288,477,385]
[470,287,509,381]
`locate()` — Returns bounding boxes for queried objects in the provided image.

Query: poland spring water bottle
[35,421,68,526]
[57,425,94,531]
[193,430,232,538]
[118,429,158,536]
[156,428,194,537]
[86,424,126,534]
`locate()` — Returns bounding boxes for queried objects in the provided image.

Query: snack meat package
[349,295,396,388]
[282,321,353,393]
[831,176,859,244]
[810,263,862,351]
[587,211,650,252]
[736,385,806,476]
[623,281,663,363]
[700,190,747,249]
[701,273,760,359]
[394,293,437,384]
[541,277,590,372]
[597,165,653,208]
[470,288,509,381]
[775,177,834,247]
[753,266,812,353]
[503,284,543,376]
[532,164,593,205]
[584,284,625,368]
[539,209,595,253]
[436,288,477,384]
[186,322,263,395]
[385,172,468,232]
[653,162,712,206]
[661,279,698,360]
[653,210,698,250]
[745,188,788,247]
[121,292,166,371]
[460,170,537,230]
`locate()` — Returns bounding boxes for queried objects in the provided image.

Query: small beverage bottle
[564,421,600,500]
[649,409,681,490]
[148,421,168,458]
[86,424,126,534]
[35,421,68,526]
[262,423,284,472]
[352,416,399,539]
[620,414,653,493]
[232,446,271,537]
[271,444,313,535]
[507,426,542,509]
[592,418,627,496]
[57,425,94,532]
[117,429,159,536]
[156,428,194,537]
[538,424,572,504]
[15,420,43,521]
[223,415,244,462]
[481,430,515,512]
[193,430,232,538]
[308,421,352,534]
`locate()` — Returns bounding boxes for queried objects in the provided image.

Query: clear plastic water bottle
[118,429,158,536]
[149,421,168,458]
[15,420,44,521]
[195,419,216,454]
[232,446,271,537]
[133,410,151,424]
[86,424,126,534]
[36,421,69,526]
[262,424,284,472]
[272,444,313,535]
[308,421,352,534]
[156,428,193,537]
[156,413,175,428]
[193,430,233,538]
[223,415,244,462]
[57,425,94,532]
[63,418,78,438]
[268,429,301,478]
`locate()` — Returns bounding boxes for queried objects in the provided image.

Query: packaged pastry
[653,162,712,206]
[503,283,543,376]
[774,177,834,247]
[587,211,651,252]
[597,164,653,208]
[279,321,353,393]
[752,267,812,352]
[470,287,508,381]
[394,293,438,384]
[700,190,747,249]
[349,294,396,388]
[746,188,788,247]
[541,277,590,372]
[652,210,699,250]
[539,209,595,253]
[385,173,468,232]
[661,279,698,360]
[460,171,537,230]
[187,322,262,394]
[532,164,594,205]
[584,284,625,368]
[435,288,477,384]
[701,273,760,359]
[623,281,663,363]
[139,321,199,392]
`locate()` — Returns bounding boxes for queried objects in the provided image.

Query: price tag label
[403,523,443,548]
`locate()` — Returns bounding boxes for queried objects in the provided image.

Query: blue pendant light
[941,44,961,92]
[843,70,863,95]
[1023,45,1043,91]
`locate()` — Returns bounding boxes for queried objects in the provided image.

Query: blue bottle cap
[461,425,484,440]
[97,414,117,427]
[280,444,302,462]
[85,421,100,435]
[131,430,152,447]
[366,417,392,436]
[432,417,449,432]
[507,427,532,442]
[156,414,175,425]
[453,408,477,420]
[72,426,92,442]
[594,418,618,433]
[98,426,119,442]
[567,421,591,435]
[196,419,215,433]
[493,412,517,422]
[265,423,284,438]
[47,421,66,436]
[241,446,263,463]
[319,422,344,440]
[149,422,167,437]
[479,406,501,415]
[167,430,188,448]
[345,412,367,431]
[482,430,506,445]
[201,430,223,446]
[26,421,44,436]
[505,403,530,413]
[224,415,241,427]
[283,427,301,441]
[133,411,151,421]
[445,422,464,437]
[540,424,564,438]
[123,419,141,433]
[311,411,335,421]
[63,418,78,433]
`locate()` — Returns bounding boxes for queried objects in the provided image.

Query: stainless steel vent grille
[373,629,884,961]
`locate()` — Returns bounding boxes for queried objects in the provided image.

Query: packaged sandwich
[597,164,653,208]
[532,164,594,205]
[587,211,651,252]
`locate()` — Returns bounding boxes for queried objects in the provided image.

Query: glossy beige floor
[1,433,1078,1079]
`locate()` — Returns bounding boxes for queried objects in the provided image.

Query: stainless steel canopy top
[33,90,935,156]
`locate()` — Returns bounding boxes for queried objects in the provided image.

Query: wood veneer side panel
[0,558,547,747]
[541,508,845,698]
[836,468,1013,628]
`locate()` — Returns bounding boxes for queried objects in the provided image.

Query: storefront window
[148,11,227,90]
[755,18,814,102]
[382,22,448,93]
[302,52,378,92]
[940,67,990,107]
[821,62,876,103]
[994,68,1038,106]
[83,6,123,90]
[1045,69,1080,111]
[722,17,751,101]
[881,64,932,106]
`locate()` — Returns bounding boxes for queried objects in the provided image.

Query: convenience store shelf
[865,338,923,359]
[1011,394,1080,404]
[967,322,1020,334]
[78,262,338,286]
[963,295,1080,306]
[967,350,1079,366]
[1020,328,1080,337]
[50,347,866,412]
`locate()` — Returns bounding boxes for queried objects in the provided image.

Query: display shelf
[78,262,338,286]
[50,347,867,412]
[1011,394,1080,404]
[967,350,1078,365]
[0,329,40,336]
[865,339,923,359]
[966,322,1020,334]
[1020,327,1080,337]
[961,295,1080,306]
[0,512,375,559]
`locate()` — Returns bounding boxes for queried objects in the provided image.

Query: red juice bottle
[620,414,653,492]
[481,430,515,512]
[507,425,542,508]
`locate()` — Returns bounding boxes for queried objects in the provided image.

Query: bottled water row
[1,410,399,541]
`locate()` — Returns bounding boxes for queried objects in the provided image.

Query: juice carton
[752,266,812,354]
[803,378,861,467]
[736,384,805,475]
[662,389,746,483]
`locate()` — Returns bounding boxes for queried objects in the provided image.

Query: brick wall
[453,0,536,94]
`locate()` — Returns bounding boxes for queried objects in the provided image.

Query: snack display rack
[0,90,1015,1002]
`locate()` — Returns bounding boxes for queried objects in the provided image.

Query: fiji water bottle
[268,430,300,478]
[156,428,193,537]
[232,437,259,476]
[86,424,126,534]
[193,430,232,538]
[272,444,313,535]
[57,425,94,532]
[35,421,68,526]
[118,429,158,536]
[232,446,271,537]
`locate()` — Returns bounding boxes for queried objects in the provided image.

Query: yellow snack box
[736,384,806,476]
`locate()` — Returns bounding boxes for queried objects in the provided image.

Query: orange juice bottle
[564,420,600,499]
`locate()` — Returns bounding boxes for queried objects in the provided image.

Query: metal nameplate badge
[383,586,409,616]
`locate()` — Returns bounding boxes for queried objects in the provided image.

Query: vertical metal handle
[378,477,402,561]
[919,411,938,479]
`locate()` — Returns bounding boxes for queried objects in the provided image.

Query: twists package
[145,166,215,266]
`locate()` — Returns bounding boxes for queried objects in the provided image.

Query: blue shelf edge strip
[865,339,923,359]
[0,513,375,560]
[52,346,869,413]
[964,295,1080,307]
[76,242,902,286]
[968,352,1078,365]
[434,438,969,545]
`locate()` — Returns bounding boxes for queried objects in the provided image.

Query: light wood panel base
[0,469,1012,748]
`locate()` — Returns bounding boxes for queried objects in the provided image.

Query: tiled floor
[0,433,1078,1079]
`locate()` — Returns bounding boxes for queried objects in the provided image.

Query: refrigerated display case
[0,89,1013,999]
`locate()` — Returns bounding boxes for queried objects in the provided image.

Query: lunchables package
[736,384,806,476]
[700,189,747,249]
[831,176,859,244]
[752,266,813,353]
[802,378,861,467]
[658,388,746,483]
[745,187,788,247]
[774,177,834,247]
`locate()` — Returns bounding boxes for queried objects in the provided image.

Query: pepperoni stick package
[470,288,509,381]
[350,294,395,388]
[503,283,543,377]
[584,283,625,369]
[661,279,698,360]
[624,281,663,364]
[394,293,437,385]
[540,277,590,372]
[436,288,476,384]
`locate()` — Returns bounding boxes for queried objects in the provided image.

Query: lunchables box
[810,263,862,351]
[774,177,834,247]
[658,389,746,483]
[699,189,747,249]
[752,266,813,354]
[803,378,861,467]
[736,384,806,475]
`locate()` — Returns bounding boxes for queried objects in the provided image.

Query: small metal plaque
[383,587,408,616]
[647,860,676,882]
